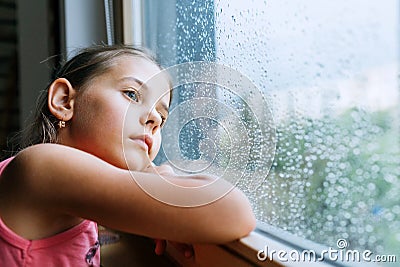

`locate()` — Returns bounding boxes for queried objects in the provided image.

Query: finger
[157,164,175,175]
[169,242,194,259]
[144,163,173,174]
[154,239,167,255]
[144,164,156,173]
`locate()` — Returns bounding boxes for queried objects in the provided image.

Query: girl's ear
[48,78,76,121]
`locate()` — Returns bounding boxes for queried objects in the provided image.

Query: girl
[0,45,255,266]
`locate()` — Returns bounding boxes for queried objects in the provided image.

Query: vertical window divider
[122,0,144,46]
[104,0,115,45]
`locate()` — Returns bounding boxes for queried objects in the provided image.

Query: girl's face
[61,56,170,170]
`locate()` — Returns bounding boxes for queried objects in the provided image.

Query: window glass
[141,0,399,258]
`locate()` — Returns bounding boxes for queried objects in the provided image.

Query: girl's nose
[142,108,162,135]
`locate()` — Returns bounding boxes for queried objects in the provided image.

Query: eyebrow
[119,76,170,114]
[119,76,147,89]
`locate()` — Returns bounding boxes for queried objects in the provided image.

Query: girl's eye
[124,90,140,102]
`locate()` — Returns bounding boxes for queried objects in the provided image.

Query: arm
[3,143,255,243]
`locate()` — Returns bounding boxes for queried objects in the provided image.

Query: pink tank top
[0,157,100,266]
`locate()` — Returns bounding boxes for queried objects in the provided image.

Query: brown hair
[18,44,164,150]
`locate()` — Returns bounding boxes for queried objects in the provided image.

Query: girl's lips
[130,134,153,152]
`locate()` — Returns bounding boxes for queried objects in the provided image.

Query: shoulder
[15,143,97,162]
[0,143,124,212]
[10,143,117,174]
[11,143,83,166]
[2,144,120,196]
[0,144,104,240]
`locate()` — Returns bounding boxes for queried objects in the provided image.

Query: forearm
[11,144,255,244]
[123,171,256,243]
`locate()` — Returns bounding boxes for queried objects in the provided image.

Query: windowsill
[166,230,336,267]
[101,223,368,266]
[166,222,364,267]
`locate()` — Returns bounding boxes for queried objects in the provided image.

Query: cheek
[77,107,123,137]
[72,96,126,146]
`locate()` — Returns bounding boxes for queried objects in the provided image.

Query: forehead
[112,56,167,84]
[111,55,171,99]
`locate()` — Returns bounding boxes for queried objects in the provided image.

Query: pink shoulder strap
[0,157,14,174]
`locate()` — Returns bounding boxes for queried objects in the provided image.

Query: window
[124,0,399,263]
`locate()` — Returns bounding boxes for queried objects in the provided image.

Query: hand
[154,239,194,259]
[144,163,175,176]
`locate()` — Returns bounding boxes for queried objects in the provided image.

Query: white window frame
[122,0,144,46]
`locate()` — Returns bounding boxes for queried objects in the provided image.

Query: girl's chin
[123,152,152,171]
